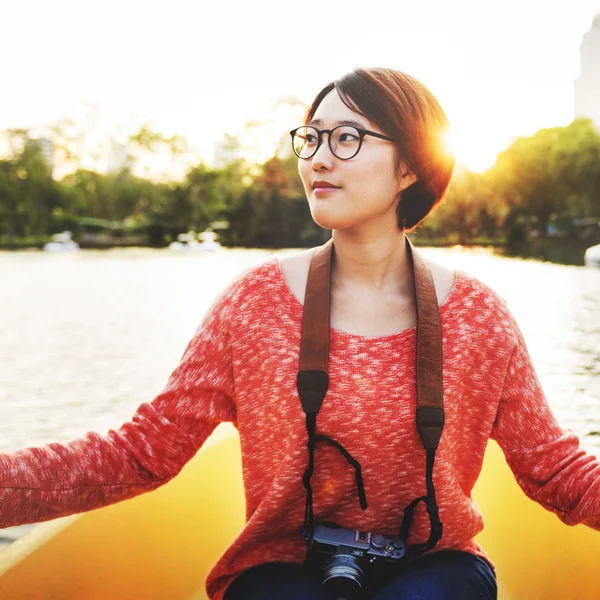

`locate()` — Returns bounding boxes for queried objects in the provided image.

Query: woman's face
[297,89,410,233]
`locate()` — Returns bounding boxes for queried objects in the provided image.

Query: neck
[330,228,412,295]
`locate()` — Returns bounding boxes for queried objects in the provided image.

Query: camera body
[305,523,405,599]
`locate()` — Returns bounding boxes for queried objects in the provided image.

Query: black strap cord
[302,413,317,541]
[398,448,443,558]
[302,416,368,542]
[314,434,368,511]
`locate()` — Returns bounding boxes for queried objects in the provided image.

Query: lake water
[1,245,599,544]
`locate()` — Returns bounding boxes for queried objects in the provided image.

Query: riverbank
[2,234,599,266]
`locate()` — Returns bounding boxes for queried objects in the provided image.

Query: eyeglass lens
[292,126,361,160]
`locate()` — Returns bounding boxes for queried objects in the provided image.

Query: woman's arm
[491,316,600,530]
[0,288,236,528]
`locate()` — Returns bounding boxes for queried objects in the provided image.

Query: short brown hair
[304,67,455,231]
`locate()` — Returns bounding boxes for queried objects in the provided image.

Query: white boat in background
[169,229,223,252]
[43,231,80,253]
[584,243,600,268]
[169,232,202,252]
[197,228,222,252]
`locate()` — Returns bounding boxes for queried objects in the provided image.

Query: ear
[398,170,417,192]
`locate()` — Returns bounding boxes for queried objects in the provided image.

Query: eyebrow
[308,119,366,128]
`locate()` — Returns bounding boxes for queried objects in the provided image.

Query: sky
[1,0,599,178]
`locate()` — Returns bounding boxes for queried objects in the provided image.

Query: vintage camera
[305,523,406,599]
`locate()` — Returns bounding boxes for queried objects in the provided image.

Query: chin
[308,203,361,231]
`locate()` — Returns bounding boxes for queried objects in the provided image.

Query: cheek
[376,159,402,200]
[298,161,312,190]
[355,158,399,202]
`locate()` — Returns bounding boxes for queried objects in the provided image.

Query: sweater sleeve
[0,287,237,529]
[490,314,600,530]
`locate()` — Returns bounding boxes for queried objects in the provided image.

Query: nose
[311,131,335,169]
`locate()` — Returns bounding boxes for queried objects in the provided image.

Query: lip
[312,181,341,190]
[313,186,339,195]
[312,181,340,196]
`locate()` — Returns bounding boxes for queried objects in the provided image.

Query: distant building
[107,141,133,173]
[37,138,54,174]
[574,11,600,128]
[212,133,243,169]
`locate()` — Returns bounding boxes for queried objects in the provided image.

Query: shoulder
[453,269,510,312]
[278,248,317,306]
[203,256,284,322]
[420,256,457,308]
[224,257,281,301]
[450,269,520,346]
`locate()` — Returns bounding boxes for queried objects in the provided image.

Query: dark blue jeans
[224,551,497,600]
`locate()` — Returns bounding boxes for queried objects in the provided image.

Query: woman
[1,68,599,600]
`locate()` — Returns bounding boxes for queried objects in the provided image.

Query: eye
[305,133,318,145]
[339,132,359,143]
[335,126,361,144]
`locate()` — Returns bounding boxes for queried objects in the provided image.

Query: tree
[551,119,600,221]
[14,139,55,241]
[128,124,188,182]
[0,159,20,246]
[485,121,600,238]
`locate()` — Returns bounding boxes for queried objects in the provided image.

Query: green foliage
[2,120,599,248]
[0,140,58,245]
[222,156,324,248]
[415,119,600,245]
[486,119,600,239]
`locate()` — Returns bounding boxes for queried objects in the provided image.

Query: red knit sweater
[1,257,599,600]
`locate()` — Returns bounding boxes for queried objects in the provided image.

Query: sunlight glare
[444,126,501,173]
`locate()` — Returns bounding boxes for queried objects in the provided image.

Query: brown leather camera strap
[296,235,445,554]
[298,236,444,448]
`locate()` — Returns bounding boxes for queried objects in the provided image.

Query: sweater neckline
[271,257,464,344]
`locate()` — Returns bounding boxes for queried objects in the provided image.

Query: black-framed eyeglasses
[289,125,397,160]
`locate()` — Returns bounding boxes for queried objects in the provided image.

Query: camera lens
[322,555,364,599]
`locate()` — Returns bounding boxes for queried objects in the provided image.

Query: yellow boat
[0,426,598,600]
